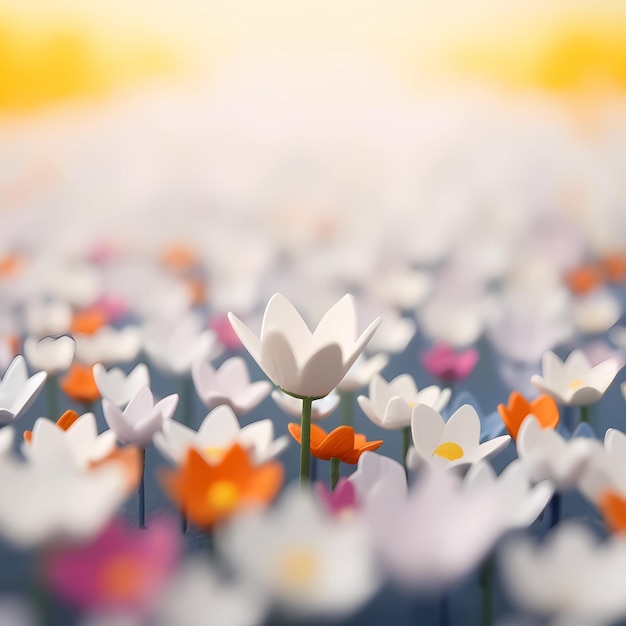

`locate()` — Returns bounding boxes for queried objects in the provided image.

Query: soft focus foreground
[1,1,626,625]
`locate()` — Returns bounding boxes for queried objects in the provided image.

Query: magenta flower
[421,343,478,383]
[314,478,359,517]
[43,516,181,614]
[210,314,243,351]
[93,295,129,323]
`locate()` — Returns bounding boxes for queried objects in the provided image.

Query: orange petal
[599,491,626,533]
[530,395,560,429]
[343,439,384,464]
[565,265,603,295]
[600,253,626,283]
[71,309,106,335]
[314,426,355,461]
[60,364,101,403]
[57,410,80,431]
[288,422,328,449]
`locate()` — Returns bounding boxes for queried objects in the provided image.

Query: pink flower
[43,516,181,614]
[210,314,243,351]
[314,478,359,517]
[93,295,129,323]
[421,343,478,383]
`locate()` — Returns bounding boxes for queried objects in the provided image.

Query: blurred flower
[0,427,14,455]
[61,364,101,404]
[367,269,432,311]
[572,289,621,335]
[499,523,626,625]
[24,299,72,337]
[336,353,389,393]
[160,446,283,530]
[23,411,116,470]
[143,314,222,376]
[192,356,271,415]
[154,557,267,626]
[209,314,244,351]
[407,404,510,471]
[0,355,46,425]
[154,404,288,466]
[579,428,626,505]
[357,373,451,430]
[48,266,102,309]
[228,293,381,399]
[219,485,379,620]
[365,466,510,591]
[103,387,178,447]
[24,336,75,374]
[497,391,559,440]
[418,298,484,347]
[74,327,142,366]
[598,491,626,535]
[421,343,479,383]
[516,416,597,492]
[44,517,180,613]
[71,309,107,336]
[271,390,339,420]
[348,451,407,504]
[463,460,554,530]
[565,265,603,295]
[314,479,358,518]
[0,451,127,548]
[531,349,620,406]
[93,364,150,409]
[288,423,383,464]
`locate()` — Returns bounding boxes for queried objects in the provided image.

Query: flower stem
[300,397,313,485]
[479,556,494,626]
[180,375,194,427]
[549,492,561,529]
[330,458,340,490]
[181,512,187,535]
[45,375,58,419]
[402,426,411,468]
[340,391,354,426]
[579,405,590,425]
[439,593,450,626]
[139,447,146,529]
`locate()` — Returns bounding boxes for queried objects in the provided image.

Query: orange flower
[71,309,107,335]
[599,491,626,534]
[60,364,101,404]
[288,423,383,464]
[90,447,143,494]
[160,445,283,529]
[497,391,559,440]
[599,253,626,284]
[0,253,22,278]
[564,265,603,295]
[23,409,80,443]
[185,277,207,307]
[161,244,198,272]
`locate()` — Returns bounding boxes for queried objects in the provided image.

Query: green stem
[340,391,354,427]
[402,426,411,468]
[580,405,590,424]
[300,397,313,485]
[45,375,58,419]
[479,556,494,626]
[330,458,340,490]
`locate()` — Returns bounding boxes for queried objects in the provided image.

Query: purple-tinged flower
[314,479,358,518]
[421,343,478,383]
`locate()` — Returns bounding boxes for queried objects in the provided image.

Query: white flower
[74,326,142,365]
[407,404,510,470]
[271,390,339,421]
[357,374,451,430]
[573,289,621,335]
[0,452,127,548]
[531,349,619,406]
[228,293,381,399]
[192,356,271,415]
[516,416,598,492]
[349,451,408,504]
[499,523,626,625]
[23,413,116,470]
[93,363,150,408]
[336,353,389,392]
[219,485,380,620]
[367,269,432,311]
[578,428,626,504]
[365,466,512,591]
[463,460,554,530]
[0,356,46,425]
[103,386,178,448]
[24,336,75,374]
[154,405,287,465]
[24,299,72,337]
[364,310,416,355]
[418,296,484,347]
[46,265,101,308]
[144,314,222,375]
[154,557,267,626]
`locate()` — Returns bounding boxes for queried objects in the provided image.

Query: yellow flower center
[278,549,318,588]
[204,446,225,463]
[568,379,585,389]
[433,441,464,461]
[206,480,240,513]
